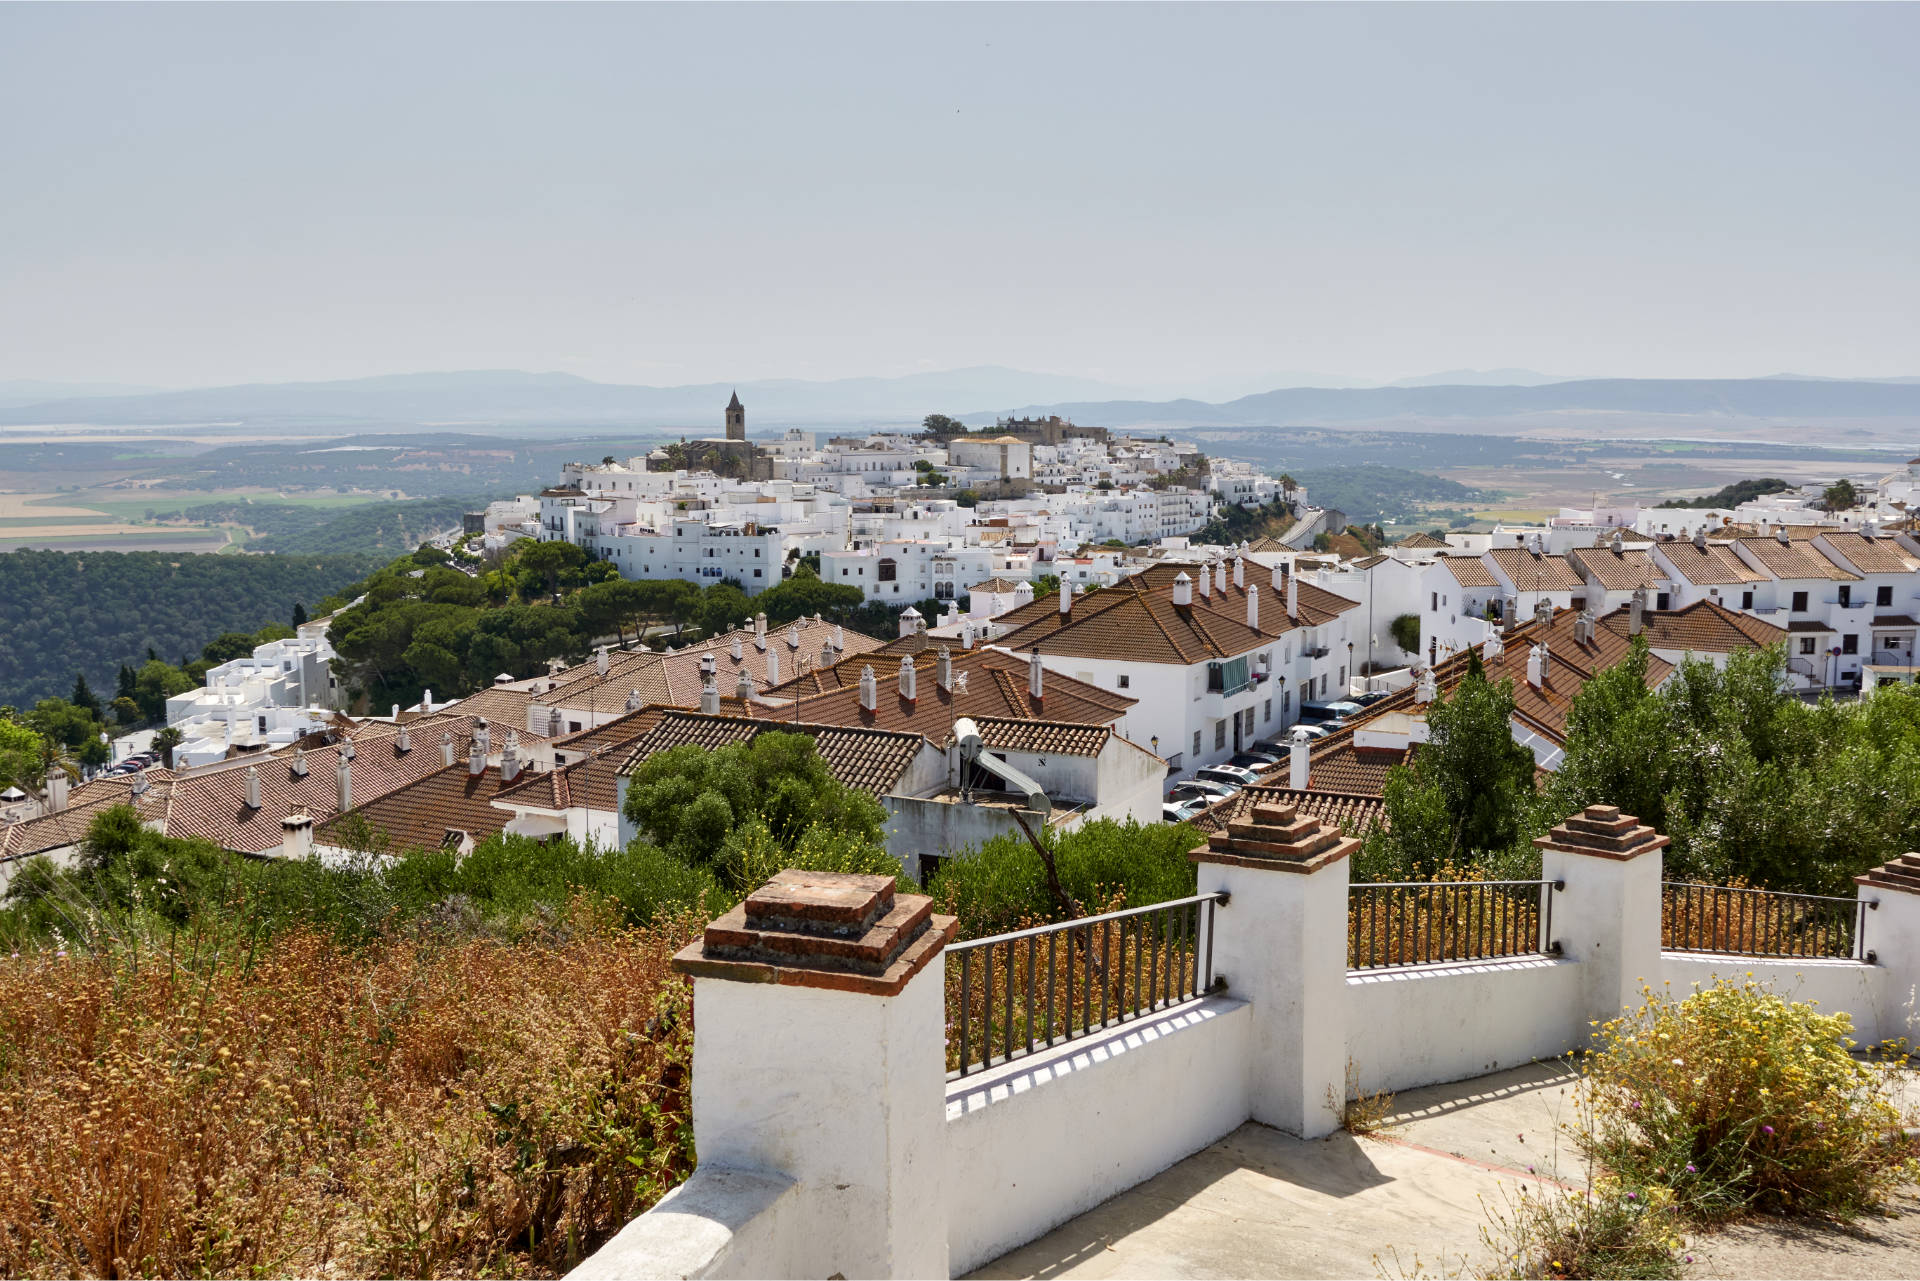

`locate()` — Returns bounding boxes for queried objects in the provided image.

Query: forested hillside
[0,550,380,709]
[149,495,486,554]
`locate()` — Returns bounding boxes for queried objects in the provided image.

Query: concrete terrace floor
[971,1060,1920,1281]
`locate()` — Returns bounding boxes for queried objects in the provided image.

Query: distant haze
[1,4,1916,389]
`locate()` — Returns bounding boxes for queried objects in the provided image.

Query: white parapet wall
[1657,953,1903,1046]
[944,995,1252,1278]
[1347,957,1584,1096]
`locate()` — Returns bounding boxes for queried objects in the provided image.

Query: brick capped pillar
[1534,804,1668,1036]
[672,870,960,1279]
[1192,801,1355,1139]
[1854,854,1920,1046]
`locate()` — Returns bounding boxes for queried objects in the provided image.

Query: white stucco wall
[943,995,1252,1277]
[1345,957,1585,1095]
[1656,953,1903,1046]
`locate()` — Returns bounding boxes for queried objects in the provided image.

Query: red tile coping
[1856,851,1920,897]
[1532,804,1670,862]
[674,869,959,996]
[1190,801,1357,874]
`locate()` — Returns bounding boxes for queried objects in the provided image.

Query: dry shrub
[0,903,702,1278]
[1481,1179,1687,1280]
[1578,978,1918,1224]
[1658,880,1858,958]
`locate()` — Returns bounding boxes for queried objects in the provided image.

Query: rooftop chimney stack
[936,646,953,692]
[1059,580,1073,615]
[469,736,486,775]
[626,688,643,712]
[422,689,432,712]
[501,731,522,782]
[1482,632,1504,664]
[766,645,780,686]
[1172,571,1193,606]
[700,673,721,715]
[1234,557,1246,590]
[1526,643,1545,689]
[736,669,754,700]
[596,644,610,677]
[292,745,309,778]
[1287,570,1299,621]
[1247,584,1260,630]
[548,705,564,737]
[859,665,878,712]
[1693,528,1707,551]
[832,624,845,652]
[1290,726,1311,789]
[789,622,802,648]
[391,703,400,721]
[1216,560,1229,596]
[1610,528,1624,554]
[1629,586,1646,637]
[45,770,68,814]
[1029,649,1045,702]
[396,722,411,754]
[1414,667,1438,703]
[1776,524,1790,545]
[475,722,490,756]
[336,754,352,814]
[755,613,768,649]
[441,733,456,768]
[961,619,975,650]
[281,810,313,861]
[1272,562,1286,594]
[899,654,917,704]
[731,635,743,662]
[1198,565,1211,599]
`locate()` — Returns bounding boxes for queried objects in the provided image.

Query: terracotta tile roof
[1438,555,1500,588]
[1306,742,1411,795]
[163,716,505,854]
[1786,619,1835,633]
[314,765,522,853]
[1486,547,1586,592]
[614,711,927,796]
[969,577,1024,593]
[1397,532,1450,549]
[1593,599,1787,652]
[1815,530,1920,576]
[1874,614,1919,628]
[1736,536,1858,582]
[957,717,1114,758]
[1566,546,1668,593]
[1190,786,1388,837]
[989,563,1357,666]
[531,618,888,713]
[495,752,626,817]
[550,706,672,764]
[0,769,176,861]
[748,648,1130,735]
[1656,539,1768,586]
[1351,554,1389,570]
[407,685,535,728]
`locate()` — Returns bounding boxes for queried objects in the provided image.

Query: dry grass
[0,903,701,1278]
[1659,881,1858,959]
[1348,871,1545,970]
[1338,1058,1397,1136]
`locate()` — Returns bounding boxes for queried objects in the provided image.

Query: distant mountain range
[2,367,1919,433]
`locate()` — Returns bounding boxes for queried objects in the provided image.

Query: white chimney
[1775,524,1790,545]
[281,811,314,861]
[1059,580,1073,615]
[700,674,721,715]
[1482,633,1504,664]
[627,688,643,711]
[1172,571,1193,606]
[441,733,456,767]
[1610,529,1624,554]
[336,754,352,813]
[899,655,918,704]
[936,647,953,691]
[1234,557,1246,590]
[1029,649,1045,702]
[832,624,845,651]
[755,612,768,649]
[821,642,835,669]
[1197,564,1210,599]
[396,722,411,754]
[596,644,610,677]
[731,635,743,662]
[766,645,780,686]
[1526,643,1544,689]
[469,736,486,775]
[45,770,69,814]
[291,745,309,778]
[1693,528,1707,551]
[859,665,878,712]
[1272,563,1286,593]
[789,622,802,648]
[735,668,754,700]
[961,619,975,649]
[1289,727,1311,790]
[1287,570,1299,620]
[1247,584,1260,631]
[422,688,433,712]
[1216,560,1229,596]
[552,705,568,737]
[1414,668,1438,703]
[1629,587,1646,636]
[391,703,400,721]
[243,763,263,810]
[501,731,523,782]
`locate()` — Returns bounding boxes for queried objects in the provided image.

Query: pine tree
[292,601,308,627]
[70,672,101,721]
[116,663,137,702]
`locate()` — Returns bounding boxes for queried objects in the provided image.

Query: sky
[2,2,1916,395]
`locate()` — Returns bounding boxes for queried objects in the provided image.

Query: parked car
[1351,691,1391,707]
[1230,751,1283,771]
[1169,779,1238,805]
[1195,764,1264,790]
[1290,722,1335,741]
[1162,797,1209,824]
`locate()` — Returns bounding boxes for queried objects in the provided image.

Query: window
[1838,585,1852,607]
[1284,690,1291,715]
[1791,591,1808,612]
[1193,731,1202,757]
[754,569,762,578]
[1264,697,1272,722]
[1117,674,1130,689]
[1214,721,1226,750]
[1800,637,1817,655]
[878,558,897,582]
[1741,591,1754,610]
[1843,634,1858,655]
[1430,591,1438,610]
[1878,585,1894,608]
[570,721,582,733]
[1655,592,1670,611]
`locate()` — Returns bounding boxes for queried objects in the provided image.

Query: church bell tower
[725,390,746,441]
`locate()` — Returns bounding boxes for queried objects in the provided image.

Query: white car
[1162,798,1209,824]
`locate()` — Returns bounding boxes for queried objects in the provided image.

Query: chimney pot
[280,810,314,861]
[936,646,953,691]
[859,665,878,712]
[1247,584,1260,631]
[441,733,456,767]
[1289,728,1311,789]
[1029,649,1045,702]
[1059,580,1073,615]
[899,654,918,703]
[699,673,721,715]
[336,755,352,814]
[1172,571,1193,606]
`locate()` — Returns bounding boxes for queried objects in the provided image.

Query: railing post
[1190,799,1354,1139]
[1855,853,1920,1046]
[665,869,960,1279]
[1533,805,1668,1041]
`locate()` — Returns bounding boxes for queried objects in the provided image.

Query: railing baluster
[1132,915,1144,1018]
[1003,939,1015,1067]
[1045,928,1056,1046]
[982,942,995,1065]
[958,950,972,1077]
[1024,934,1036,1056]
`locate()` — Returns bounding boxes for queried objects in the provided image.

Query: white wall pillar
[1855,854,1920,1047]
[1534,804,1668,1035]
[1192,800,1352,1138]
[671,870,959,1279]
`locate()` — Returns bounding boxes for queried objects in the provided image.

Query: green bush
[1389,612,1421,655]
[928,818,1199,938]
[1579,978,1918,1223]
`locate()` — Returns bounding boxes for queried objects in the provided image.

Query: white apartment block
[165,633,346,769]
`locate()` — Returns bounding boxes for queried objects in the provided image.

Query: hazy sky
[3,3,1916,393]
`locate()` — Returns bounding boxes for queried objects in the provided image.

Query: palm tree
[1278,474,1298,511]
[152,726,184,769]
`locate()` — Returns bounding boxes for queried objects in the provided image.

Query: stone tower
[725,390,745,441]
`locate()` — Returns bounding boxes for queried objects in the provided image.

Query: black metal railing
[1662,882,1874,961]
[945,892,1228,1079]
[1348,880,1561,970]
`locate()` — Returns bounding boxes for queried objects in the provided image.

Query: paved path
[971,1060,1918,1280]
